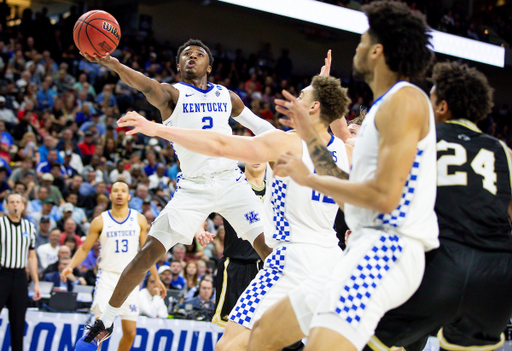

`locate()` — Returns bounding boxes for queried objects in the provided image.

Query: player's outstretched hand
[118,111,158,137]
[80,52,119,70]
[319,49,332,77]
[195,231,215,247]
[275,90,317,141]
[60,266,73,282]
[274,152,312,186]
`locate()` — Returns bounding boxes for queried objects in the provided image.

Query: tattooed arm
[307,137,350,179]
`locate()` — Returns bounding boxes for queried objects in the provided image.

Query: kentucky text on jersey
[105,229,137,238]
[182,102,228,113]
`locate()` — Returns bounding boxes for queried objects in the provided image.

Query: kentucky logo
[102,22,121,40]
[129,304,137,312]
[23,231,29,238]
[215,90,221,97]
[244,211,260,224]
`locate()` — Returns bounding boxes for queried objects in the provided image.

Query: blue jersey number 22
[202,116,213,129]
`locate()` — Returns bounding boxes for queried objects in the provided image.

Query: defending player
[364,62,512,351]
[254,2,439,351]
[61,180,165,351]
[117,74,351,351]
[74,39,273,349]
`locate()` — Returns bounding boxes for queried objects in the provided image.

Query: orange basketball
[73,10,121,57]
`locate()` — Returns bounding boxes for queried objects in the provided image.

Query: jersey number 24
[437,140,497,195]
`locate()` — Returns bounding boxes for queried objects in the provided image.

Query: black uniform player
[365,62,512,351]
[213,163,266,327]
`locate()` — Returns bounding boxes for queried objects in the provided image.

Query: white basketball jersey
[345,81,439,251]
[98,210,141,274]
[264,135,349,248]
[163,82,238,178]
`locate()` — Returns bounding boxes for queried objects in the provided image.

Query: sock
[99,304,120,328]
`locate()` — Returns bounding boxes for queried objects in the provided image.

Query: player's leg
[248,296,305,351]
[117,320,137,351]
[7,270,28,351]
[305,327,357,351]
[215,321,251,351]
[217,171,270,260]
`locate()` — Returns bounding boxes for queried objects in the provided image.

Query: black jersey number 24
[437,140,497,195]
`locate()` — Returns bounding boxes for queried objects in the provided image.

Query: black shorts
[365,238,512,351]
[212,256,261,327]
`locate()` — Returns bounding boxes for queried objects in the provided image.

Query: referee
[0,192,40,351]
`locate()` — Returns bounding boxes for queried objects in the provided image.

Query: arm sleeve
[232,107,276,136]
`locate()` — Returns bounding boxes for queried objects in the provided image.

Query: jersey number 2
[115,239,128,253]
[437,140,497,195]
[202,116,213,129]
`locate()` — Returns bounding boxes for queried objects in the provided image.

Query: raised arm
[81,53,178,114]
[275,87,429,214]
[117,111,298,164]
[230,92,275,135]
[61,215,102,282]
[276,90,350,179]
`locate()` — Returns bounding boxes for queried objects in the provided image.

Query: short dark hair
[432,61,494,123]
[176,39,214,66]
[111,179,129,189]
[170,259,181,265]
[310,75,350,125]
[363,1,433,78]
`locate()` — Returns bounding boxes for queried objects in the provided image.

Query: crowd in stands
[0,2,508,320]
[317,0,512,47]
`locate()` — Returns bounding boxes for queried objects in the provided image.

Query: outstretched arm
[276,90,349,179]
[81,53,177,113]
[230,92,275,135]
[117,111,296,164]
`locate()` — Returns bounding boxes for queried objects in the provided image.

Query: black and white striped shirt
[0,216,36,269]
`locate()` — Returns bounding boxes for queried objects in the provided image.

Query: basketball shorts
[91,269,140,321]
[229,242,343,330]
[308,228,425,351]
[149,168,264,251]
[365,238,512,351]
[212,257,262,327]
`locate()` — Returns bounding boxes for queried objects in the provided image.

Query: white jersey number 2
[437,140,497,195]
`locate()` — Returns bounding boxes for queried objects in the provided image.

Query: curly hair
[432,62,494,122]
[176,39,214,66]
[363,1,434,78]
[310,75,350,125]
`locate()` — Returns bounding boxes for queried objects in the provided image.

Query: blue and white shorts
[307,228,425,351]
[229,242,342,330]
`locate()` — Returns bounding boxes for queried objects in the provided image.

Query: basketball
[73,10,121,57]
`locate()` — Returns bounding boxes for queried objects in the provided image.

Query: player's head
[430,61,493,124]
[354,1,433,82]
[110,180,131,207]
[176,39,213,78]
[245,163,266,176]
[299,75,350,126]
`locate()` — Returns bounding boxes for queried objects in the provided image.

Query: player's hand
[152,287,161,297]
[319,49,332,77]
[118,111,158,137]
[195,231,215,247]
[275,90,317,142]
[80,52,120,70]
[60,266,73,282]
[155,279,167,298]
[33,282,41,301]
[274,152,312,186]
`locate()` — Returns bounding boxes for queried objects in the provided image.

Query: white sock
[99,304,120,328]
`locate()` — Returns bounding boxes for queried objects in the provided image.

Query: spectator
[8,156,33,188]
[0,166,10,201]
[62,234,79,256]
[171,244,187,268]
[34,215,53,247]
[62,150,79,178]
[78,239,99,273]
[59,216,83,246]
[36,149,66,177]
[43,245,80,277]
[36,78,55,111]
[39,173,64,205]
[79,113,106,137]
[128,184,149,213]
[184,261,199,291]
[143,149,160,177]
[168,259,186,290]
[36,228,60,274]
[148,164,173,194]
[39,136,63,163]
[31,198,58,228]
[139,274,168,318]
[183,276,215,310]
[0,96,17,126]
[158,265,173,290]
[78,131,95,161]
[109,160,131,184]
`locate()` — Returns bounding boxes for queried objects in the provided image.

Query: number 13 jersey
[98,210,141,274]
[436,120,512,252]
[163,82,238,178]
